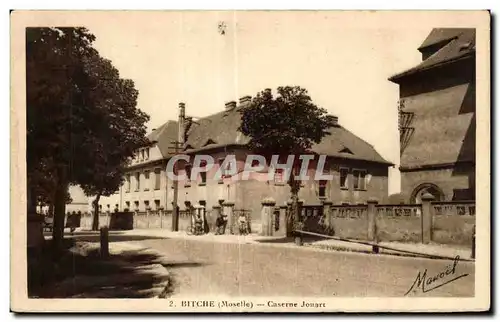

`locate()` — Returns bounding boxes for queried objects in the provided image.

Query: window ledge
[340,187,349,191]
[354,188,367,192]
[218,180,224,184]
[198,183,207,186]
[184,183,191,188]
[274,182,286,186]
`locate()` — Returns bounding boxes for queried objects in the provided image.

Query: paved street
[125,237,475,298]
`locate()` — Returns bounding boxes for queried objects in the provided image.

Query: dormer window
[339,146,353,154]
[204,139,217,146]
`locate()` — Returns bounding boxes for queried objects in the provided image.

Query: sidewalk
[29,238,172,298]
[308,238,473,261]
[117,229,474,261]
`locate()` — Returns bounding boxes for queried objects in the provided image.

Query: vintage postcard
[11,10,490,312]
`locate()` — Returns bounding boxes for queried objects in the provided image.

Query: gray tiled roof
[390,28,475,82]
[147,105,392,165]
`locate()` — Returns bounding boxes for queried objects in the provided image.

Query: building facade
[389,28,476,203]
[97,96,392,224]
[40,185,91,215]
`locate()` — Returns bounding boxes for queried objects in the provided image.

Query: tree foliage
[238,86,336,243]
[27,27,150,243]
[239,86,336,157]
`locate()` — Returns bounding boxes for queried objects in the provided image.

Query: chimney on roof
[331,115,339,127]
[238,95,252,107]
[179,102,186,144]
[225,100,237,110]
[179,102,186,118]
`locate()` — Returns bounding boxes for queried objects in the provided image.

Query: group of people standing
[192,211,250,236]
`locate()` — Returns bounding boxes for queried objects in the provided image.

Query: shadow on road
[253,236,327,244]
[27,239,192,298]
[44,231,168,243]
[161,262,206,269]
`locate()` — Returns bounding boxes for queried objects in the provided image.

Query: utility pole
[167,102,185,232]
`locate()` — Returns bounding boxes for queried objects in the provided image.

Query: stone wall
[302,198,475,246]
[329,206,369,240]
[375,205,422,243]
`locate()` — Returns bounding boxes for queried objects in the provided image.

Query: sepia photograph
[10,10,490,312]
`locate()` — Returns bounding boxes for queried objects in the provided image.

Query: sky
[80,11,434,195]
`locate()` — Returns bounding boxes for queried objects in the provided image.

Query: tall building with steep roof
[389,28,475,203]
[97,95,392,230]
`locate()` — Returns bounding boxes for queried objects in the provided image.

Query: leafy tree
[239,86,335,244]
[27,27,98,247]
[76,54,149,230]
[27,27,149,247]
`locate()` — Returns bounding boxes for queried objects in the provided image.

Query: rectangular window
[135,172,140,191]
[339,167,349,190]
[125,174,130,193]
[125,201,130,210]
[274,169,285,184]
[154,168,161,190]
[199,161,207,185]
[217,159,224,183]
[144,171,150,191]
[154,200,160,210]
[134,201,139,210]
[185,164,192,182]
[319,180,327,198]
[353,169,367,190]
[145,148,150,160]
[218,158,225,175]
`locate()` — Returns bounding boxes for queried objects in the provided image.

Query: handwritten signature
[404,255,469,295]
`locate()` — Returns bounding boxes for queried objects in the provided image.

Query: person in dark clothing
[215,214,226,235]
[194,214,204,235]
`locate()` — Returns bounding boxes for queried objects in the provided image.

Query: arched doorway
[410,183,445,204]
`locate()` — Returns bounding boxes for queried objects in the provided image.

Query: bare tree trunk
[48,191,55,216]
[52,170,68,251]
[92,193,101,231]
